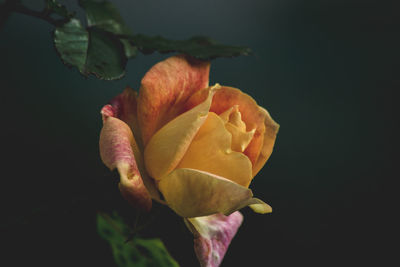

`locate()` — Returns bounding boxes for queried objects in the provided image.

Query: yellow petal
[248,198,273,214]
[184,86,279,177]
[177,112,253,187]
[158,168,267,218]
[144,84,220,180]
[219,105,256,152]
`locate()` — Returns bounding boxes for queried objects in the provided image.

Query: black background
[1,0,398,266]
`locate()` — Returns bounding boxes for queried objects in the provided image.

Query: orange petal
[176,112,253,187]
[185,212,243,267]
[252,107,280,176]
[185,86,279,177]
[158,168,271,218]
[144,85,219,180]
[99,116,152,211]
[138,55,210,145]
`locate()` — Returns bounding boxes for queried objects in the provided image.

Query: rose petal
[144,85,219,180]
[102,93,161,202]
[158,168,270,218]
[99,116,152,211]
[252,107,280,176]
[185,86,279,177]
[176,112,253,187]
[185,212,243,267]
[106,87,143,148]
[138,55,210,145]
[219,106,256,153]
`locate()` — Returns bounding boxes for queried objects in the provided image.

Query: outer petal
[252,107,280,176]
[144,85,219,180]
[99,115,152,211]
[105,87,142,148]
[102,92,161,201]
[185,86,279,177]
[158,168,271,218]
[185,212,243,267]
[176,112,253,187]
[138,55,210,145]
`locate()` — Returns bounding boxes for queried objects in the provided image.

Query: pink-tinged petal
[102,91,161,202]
[99,116,152,211]
[184,86,279,177]
[185,212,243,267]
[138,55,210,145]
[144,85,219,180]
[158,168,271,218]
[106,87,142,148]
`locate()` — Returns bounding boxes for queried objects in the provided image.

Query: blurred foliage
[1,0,251,80]
[97,212,179,267]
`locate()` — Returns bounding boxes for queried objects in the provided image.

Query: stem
[0,0,69,28]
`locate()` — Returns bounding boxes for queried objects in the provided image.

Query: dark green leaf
[54,19,88,72]
[85,27,127,80]
[54,19,127,80]
[125,34,252,60]
[97,212,179,267]
[79,0,137,58]
[46,0,74,18]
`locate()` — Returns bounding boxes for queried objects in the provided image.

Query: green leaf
[54,19,127,80]
[45,0,74,19]
[85,27,127,80]
[97,212,179,267]
[79,0,137,58]
[126,34,252,60]
[54,19,88,72]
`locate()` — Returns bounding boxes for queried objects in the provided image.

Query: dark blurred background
[1,0,398,266]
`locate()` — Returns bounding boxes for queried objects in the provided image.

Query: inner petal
[176,112,252,187]
[219,106,255,153]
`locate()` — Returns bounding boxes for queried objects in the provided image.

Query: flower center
[219,105,255,153]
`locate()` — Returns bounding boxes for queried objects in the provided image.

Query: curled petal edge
[158,168,272,218]
[101,95,161,203]
[99,115,152,211]
[184,212,243,267]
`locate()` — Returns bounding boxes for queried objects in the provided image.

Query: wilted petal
[185,212,243,267]
[106,87,142,148]
[138,55,210,145]
[177,112,253,187]
[99,116,152,211]
[158,168,270,218]
[185,86,279,177]
[144,85,219,180]
[102,94,161,202]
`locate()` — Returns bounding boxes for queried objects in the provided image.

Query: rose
[99,55,279,266]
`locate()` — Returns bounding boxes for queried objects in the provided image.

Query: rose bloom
[99,55,279,267]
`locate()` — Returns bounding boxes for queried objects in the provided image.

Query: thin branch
[0,0,69,28]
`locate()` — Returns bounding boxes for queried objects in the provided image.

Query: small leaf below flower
[97,212,179,267]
